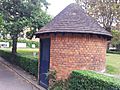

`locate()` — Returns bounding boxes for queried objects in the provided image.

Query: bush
[0,39,12,47]
[107,50,120,54]
[17,39,39,48]
[0,39,39,48]
[0,50,38,77]
[68,70,120,90]
[48,70,68,90]
[111,30,120,50]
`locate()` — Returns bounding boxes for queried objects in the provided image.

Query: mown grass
[0,48,39,59]
[17,48,39,59]
[106,53,120,75]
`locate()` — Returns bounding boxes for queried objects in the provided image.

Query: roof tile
[36,3,112,38]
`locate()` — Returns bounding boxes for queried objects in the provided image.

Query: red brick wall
[50,34,107,80]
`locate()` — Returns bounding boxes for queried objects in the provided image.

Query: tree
[111,30,120,50]
[0,0,51,53]
[75,0,120,32]
[0,15,2,26]
[0,15,7,39]
[26,10,51,39]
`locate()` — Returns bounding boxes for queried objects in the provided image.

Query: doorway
[39,38,50,89]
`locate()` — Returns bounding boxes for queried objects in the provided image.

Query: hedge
[0,50,38,77]
[0,39,39,48]
[0,39,12,47]
[68,70,120,90]
[17,39,39,48]
[107,50,120,54]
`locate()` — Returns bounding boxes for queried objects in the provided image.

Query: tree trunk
[12,34,18,54]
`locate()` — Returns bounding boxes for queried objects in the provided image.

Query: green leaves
[0,0,51,38]
[0,15,2,25]
[0,0,51,53]
[68,70,120,90]
[76,0,120,32]
[26,10,51,39]
[111,30,120,45]
[49,70,120,89]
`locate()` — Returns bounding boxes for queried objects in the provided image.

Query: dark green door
[39,38,50,89]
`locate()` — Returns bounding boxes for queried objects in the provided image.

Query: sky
[47,0,75,16]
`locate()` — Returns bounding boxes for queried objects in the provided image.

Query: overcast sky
[47,0,75,16]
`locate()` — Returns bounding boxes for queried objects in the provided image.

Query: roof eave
[35,32,112,41]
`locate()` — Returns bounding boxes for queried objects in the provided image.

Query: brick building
[35,3,112,89]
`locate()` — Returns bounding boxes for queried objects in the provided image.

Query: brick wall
[50,34,107,80]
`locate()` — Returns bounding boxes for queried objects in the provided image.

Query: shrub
[107,50,120,54]
[0,39,39,48]
[0,39,12,47]
[111,30,120,51]
[48,70,67,90]
[17,39,39,48]
[0,50,38,77]
[68,70,120,90]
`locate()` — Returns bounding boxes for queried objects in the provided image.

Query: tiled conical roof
[36,3,112,38]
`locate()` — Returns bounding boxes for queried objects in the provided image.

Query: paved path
[0,62,39,90]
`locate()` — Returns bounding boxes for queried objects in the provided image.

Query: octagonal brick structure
[35,3,112,88]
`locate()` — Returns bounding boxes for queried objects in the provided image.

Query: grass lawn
[106,53,120,75]
[0,48,39,59]
[17,48,39,59]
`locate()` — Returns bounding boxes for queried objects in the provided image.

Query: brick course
[49,34,107,80]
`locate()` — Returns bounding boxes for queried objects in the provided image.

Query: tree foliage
[26,8,51,39]
[75,0,120,32]
[111,30,120,50]
[0,0,51,53]
[0,15,2,25]
[0,15,7,39]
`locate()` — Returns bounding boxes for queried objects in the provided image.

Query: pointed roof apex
[36,3,112,39]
